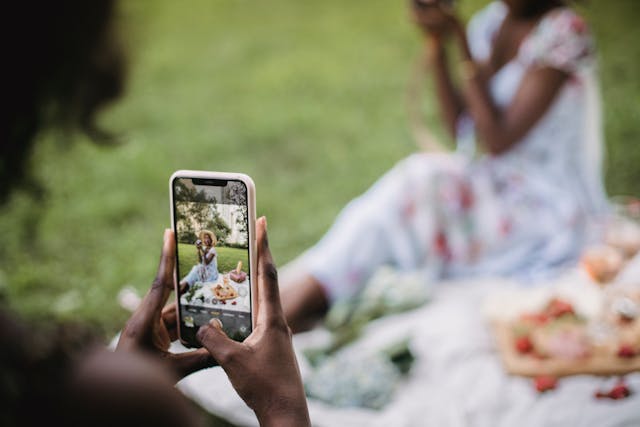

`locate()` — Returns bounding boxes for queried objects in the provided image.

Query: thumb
[147,229,176,311]
[196,319,242,366]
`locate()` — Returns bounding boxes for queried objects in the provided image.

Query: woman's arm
[195,243,204,262]
[202,247,216,265]
[452,22,569,155]
[413,1,464,138]
[414,4,570,154]
[427,37,465,138]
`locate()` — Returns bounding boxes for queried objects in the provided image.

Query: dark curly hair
[509,0,575,18]
[2,0,126,204]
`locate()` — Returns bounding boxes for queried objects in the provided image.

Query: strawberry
[595,380,632,400]
[617,344,636,358]
[534,376,557,393]
[515,336,534,354]
[609,384,632,399]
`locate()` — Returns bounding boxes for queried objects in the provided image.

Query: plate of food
[212,276,238,301]
[492,293,640,378]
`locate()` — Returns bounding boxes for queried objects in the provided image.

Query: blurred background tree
[174,180,231,244]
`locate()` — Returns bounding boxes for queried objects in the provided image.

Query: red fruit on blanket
[534,376,558,393]
[515,336,533,354]
[617,344,636,358]
[595,380,632,400]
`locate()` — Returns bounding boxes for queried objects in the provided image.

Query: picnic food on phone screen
[212,276,239,300]
[230,260,247,283]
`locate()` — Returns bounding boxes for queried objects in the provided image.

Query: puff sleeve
[520,9,594,74]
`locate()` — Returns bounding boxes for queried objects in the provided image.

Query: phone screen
[172,177,252,345]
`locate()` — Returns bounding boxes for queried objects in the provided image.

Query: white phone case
[169,170,257,347]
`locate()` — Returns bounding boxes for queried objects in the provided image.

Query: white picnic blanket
[175,256,640,427]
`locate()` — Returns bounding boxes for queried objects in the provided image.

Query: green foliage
[174,182,232,244]
[0,0,637,335]
[225,181,248,235]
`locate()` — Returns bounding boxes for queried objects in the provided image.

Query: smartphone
[170,170,257,347]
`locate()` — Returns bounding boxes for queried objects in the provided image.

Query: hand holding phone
[116,229,215,379]
[197,217,311,426]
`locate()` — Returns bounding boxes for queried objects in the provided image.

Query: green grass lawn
[0,0,638,336]
[178,244,249,281]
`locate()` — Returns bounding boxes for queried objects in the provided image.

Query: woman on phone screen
[281,0,608,332]
[180,229,220,288]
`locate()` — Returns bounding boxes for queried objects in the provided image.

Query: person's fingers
[152,320,172,352]
[123,230,175,344]
[166,348,217,378]
[147,229,176,311]
[161,302,180,341]
[255,217,285,324]
[178,281,188,296]
[197,319,242,366]
[161,302,177,322]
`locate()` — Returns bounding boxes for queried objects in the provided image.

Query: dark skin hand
[116,220,310,426]
[117,229,215,380]
[412,0,569,155]
[197,217,311,427]
[411,0,455,39]
[68,348,205,427]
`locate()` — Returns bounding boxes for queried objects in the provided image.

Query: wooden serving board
[212,283,238,301]
[492,321,640,378]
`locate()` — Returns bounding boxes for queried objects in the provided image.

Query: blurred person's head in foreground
[0,2,311,426]
[1,4,180,425]
[2,0,126,204]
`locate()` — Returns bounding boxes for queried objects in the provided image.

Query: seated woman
[180,229,220,288]
[281,0,609,332]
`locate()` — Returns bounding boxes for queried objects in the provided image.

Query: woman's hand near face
[411,0,458,41]
[117,230,216,380]
[197,217,311,427]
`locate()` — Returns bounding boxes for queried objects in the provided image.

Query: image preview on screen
[173,177,252,343]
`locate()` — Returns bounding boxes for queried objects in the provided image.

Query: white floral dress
[304,2,608,302]
[181,245,219,286]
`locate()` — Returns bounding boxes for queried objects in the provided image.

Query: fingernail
[262,216,267,230]
[209,318,223,329]
[164,229,171,242]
